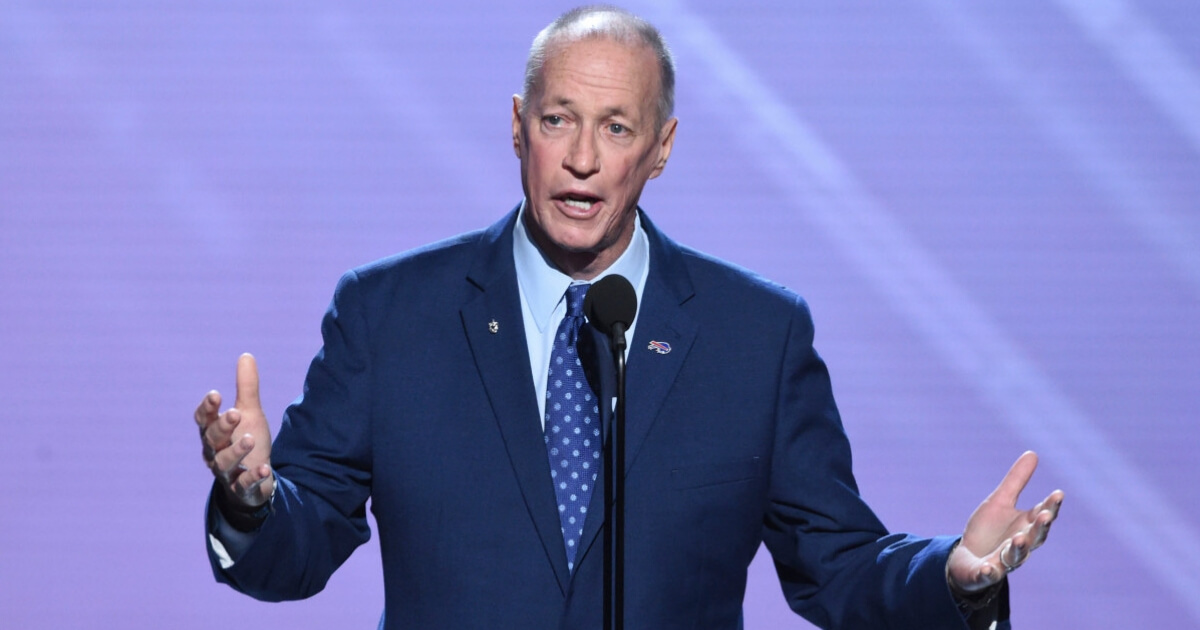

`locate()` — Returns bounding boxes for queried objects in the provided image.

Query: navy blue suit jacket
[211,209,1001,629]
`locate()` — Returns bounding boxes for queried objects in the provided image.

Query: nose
[563,127,600,178]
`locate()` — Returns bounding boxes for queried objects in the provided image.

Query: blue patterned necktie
[544,283,602,571]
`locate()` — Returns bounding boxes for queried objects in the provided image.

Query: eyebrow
[549,97,634,120]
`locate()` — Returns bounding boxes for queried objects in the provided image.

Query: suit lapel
[622,269,698,473]
[460,210,572,593]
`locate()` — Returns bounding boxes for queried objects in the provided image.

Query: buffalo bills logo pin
[648,340,671,355]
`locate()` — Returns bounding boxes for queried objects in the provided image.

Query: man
[196,6,1061,629]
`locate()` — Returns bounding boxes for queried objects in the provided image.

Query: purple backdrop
[2,1,1198,628]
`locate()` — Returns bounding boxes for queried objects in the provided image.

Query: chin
[552,237,606,256]
[542,224,603,252]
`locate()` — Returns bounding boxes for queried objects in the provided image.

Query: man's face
[513,37,677,279]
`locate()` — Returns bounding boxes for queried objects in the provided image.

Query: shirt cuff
[206,484,273,569]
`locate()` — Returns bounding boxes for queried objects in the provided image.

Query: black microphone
[584,274,637,630]
[584,274,637,351]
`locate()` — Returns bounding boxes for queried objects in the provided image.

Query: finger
[992,538,1023,575]
[1026,489,1064,545]
[1030,498,1061,548]
[203,408,242,457]
[1045,489,1064,516]
[194,390,222,430]
[1029,489,1064,515]
[969,559,1004,591]
[235,353,261,411]
[1030,515,1051,549]
[1004,539,1020,571]
[239,463,273,492]
[948,544,1003,592]
[979,561,1001,587]
[988,450,1039,507]
[232,463,274,506]
[1000,524,1045,573]
[212,433,255,480]
[1011,531,1032,565]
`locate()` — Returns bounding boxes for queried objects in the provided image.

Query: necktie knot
[565,283,589,318]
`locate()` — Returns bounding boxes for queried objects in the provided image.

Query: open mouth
[556,192,602,211]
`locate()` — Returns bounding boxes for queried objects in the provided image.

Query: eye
[543,115,564,126]
[608,123,627,135]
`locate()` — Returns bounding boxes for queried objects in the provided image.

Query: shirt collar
[513,200,649,333]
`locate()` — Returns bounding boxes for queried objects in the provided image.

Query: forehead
[536,37,660,116]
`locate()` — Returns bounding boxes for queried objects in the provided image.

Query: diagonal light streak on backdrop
[1053,0,1200,158]
[641,0,1200,624]
[922,0,1200,302]
[311,9,515,221]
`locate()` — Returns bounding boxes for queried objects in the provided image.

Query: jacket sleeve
[761,294,1008,629]
[209,270,375,601]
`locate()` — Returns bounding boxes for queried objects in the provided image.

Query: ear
[511,95,524,159]
[648,117,678,180]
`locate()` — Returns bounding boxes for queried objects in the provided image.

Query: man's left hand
[948,451,1063,593]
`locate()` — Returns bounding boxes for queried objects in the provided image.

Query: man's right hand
[195,353,275,509]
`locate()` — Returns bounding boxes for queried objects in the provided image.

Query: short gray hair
[520,5,676,131]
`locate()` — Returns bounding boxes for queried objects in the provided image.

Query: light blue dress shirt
[512,202,650,428]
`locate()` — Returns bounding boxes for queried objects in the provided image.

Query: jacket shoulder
[677,244,811,319]
[349,229,485,286]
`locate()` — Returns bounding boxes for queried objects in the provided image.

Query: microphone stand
[603,321,628,630]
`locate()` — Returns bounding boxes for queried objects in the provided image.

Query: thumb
[235,353,262,411]
[988,450,1038,507]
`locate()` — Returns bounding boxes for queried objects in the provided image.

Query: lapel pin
[648,340,671,355]
[488,320,499,334]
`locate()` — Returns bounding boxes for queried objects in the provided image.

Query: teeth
[563,198,593,210]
